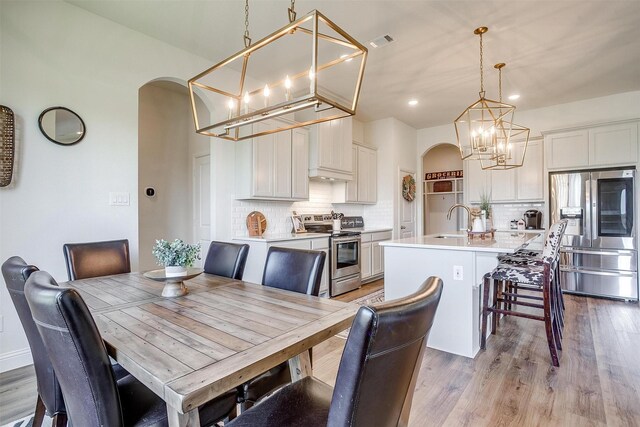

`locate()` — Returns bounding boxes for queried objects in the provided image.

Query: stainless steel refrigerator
[549,168,638,301]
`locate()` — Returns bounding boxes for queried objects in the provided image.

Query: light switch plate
[109,192,130,206]
[453,265,463,281]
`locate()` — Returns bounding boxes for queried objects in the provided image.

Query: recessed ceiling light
[340,54,353,62]
[508,94,520,100]
[408,99,418,106]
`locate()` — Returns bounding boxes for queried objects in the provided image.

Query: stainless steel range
[302,214,363,296]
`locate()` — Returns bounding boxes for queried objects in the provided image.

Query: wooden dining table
[63,272,359,427]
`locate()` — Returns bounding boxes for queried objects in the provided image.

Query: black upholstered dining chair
[2,257,66,427]
[238,247,326,411]
[203,241,250,280]
[63,239,131,280]
[227,276,444,426]
[24,270,238,427]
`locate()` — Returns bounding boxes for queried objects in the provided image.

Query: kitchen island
[380,230,543,358]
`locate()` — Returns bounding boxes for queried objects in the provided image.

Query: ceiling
[66,0,640,129]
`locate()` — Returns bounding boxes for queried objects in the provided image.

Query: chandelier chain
[244,0,251,48]
[498,66,502,103]
[288,0,297,22]
[479,31,484,97]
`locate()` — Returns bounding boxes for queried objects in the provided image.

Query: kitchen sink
[433,234,464,239]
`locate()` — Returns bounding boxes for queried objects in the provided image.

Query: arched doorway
[138,79,211,270]
[421,143,463,234]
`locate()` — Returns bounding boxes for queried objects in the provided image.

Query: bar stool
[481,220,567,367]
[497,221,568,326]
[498,220,567,336]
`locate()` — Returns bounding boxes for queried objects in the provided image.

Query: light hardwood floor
[2,281,639,426]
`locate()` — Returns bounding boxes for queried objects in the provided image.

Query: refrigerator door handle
[561,266,636,278]
[584,178,592,243]
[562,248,635,256]
[589,178,598,242]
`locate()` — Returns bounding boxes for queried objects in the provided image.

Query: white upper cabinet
[309,117,353,180]
[357,145,377,203]
[464,158,489,204]
[516,140,544,200]
[334,143,377,204]
[464,140,544,203]
[236,120,309,201]
[490,167,517,201]
[589,122,638,167]
[545,121,638,170]
[545,129,589,169]
[291,128,310,200]
[345,146,358,202]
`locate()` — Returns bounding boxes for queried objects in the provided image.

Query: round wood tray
[246,211,267,236]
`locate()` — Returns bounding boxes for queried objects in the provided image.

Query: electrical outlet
[453,265,464,281]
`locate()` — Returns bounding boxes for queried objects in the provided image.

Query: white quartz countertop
[233,233,329,243]
[380,231,542,253]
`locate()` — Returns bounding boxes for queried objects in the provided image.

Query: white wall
[364,118,417,237]
[0,1,223,371]
[416,91,640,235]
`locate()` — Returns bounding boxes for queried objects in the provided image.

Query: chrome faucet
[447,204,472,232]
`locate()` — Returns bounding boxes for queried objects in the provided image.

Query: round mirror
[38,107,86,145]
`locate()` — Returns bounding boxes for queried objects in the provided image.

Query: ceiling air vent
[369,34,394,49]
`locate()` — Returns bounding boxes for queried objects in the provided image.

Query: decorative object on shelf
[402,174,416,201]
[38,106,86,146]
[188,0,367,141]
[433,180,453,192]
[291,214,306,233]
[143,268,203,298]
[0,105,15,187]
[480,63,530,170]
[246,211,268,236]
[454,27,515,160]
[152,239,201,277]
[425,170,463,180]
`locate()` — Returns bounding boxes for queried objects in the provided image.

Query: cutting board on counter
[246,211,267,236]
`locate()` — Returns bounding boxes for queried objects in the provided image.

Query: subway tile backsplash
[477,202,546,229]
[232,181,365,236]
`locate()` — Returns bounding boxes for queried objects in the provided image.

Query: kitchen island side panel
[383,246,478,358]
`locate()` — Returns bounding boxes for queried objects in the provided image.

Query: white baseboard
[0,348,33,373]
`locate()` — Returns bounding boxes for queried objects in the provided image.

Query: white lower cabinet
[233,237,331,298]
[361,240,372,279]
[310,239,330,298]
[360,230,392,282]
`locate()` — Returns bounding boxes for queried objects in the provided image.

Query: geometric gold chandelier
[188,0,367,141]
[454,27,516,160]
[480,63,530,170]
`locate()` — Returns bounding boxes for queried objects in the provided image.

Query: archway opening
[421,143,464,234]
[138,79,211,270]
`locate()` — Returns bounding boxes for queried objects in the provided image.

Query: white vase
[165,266,187,277]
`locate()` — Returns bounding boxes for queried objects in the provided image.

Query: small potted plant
[152,239,201,277]
[479,191,493,231]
